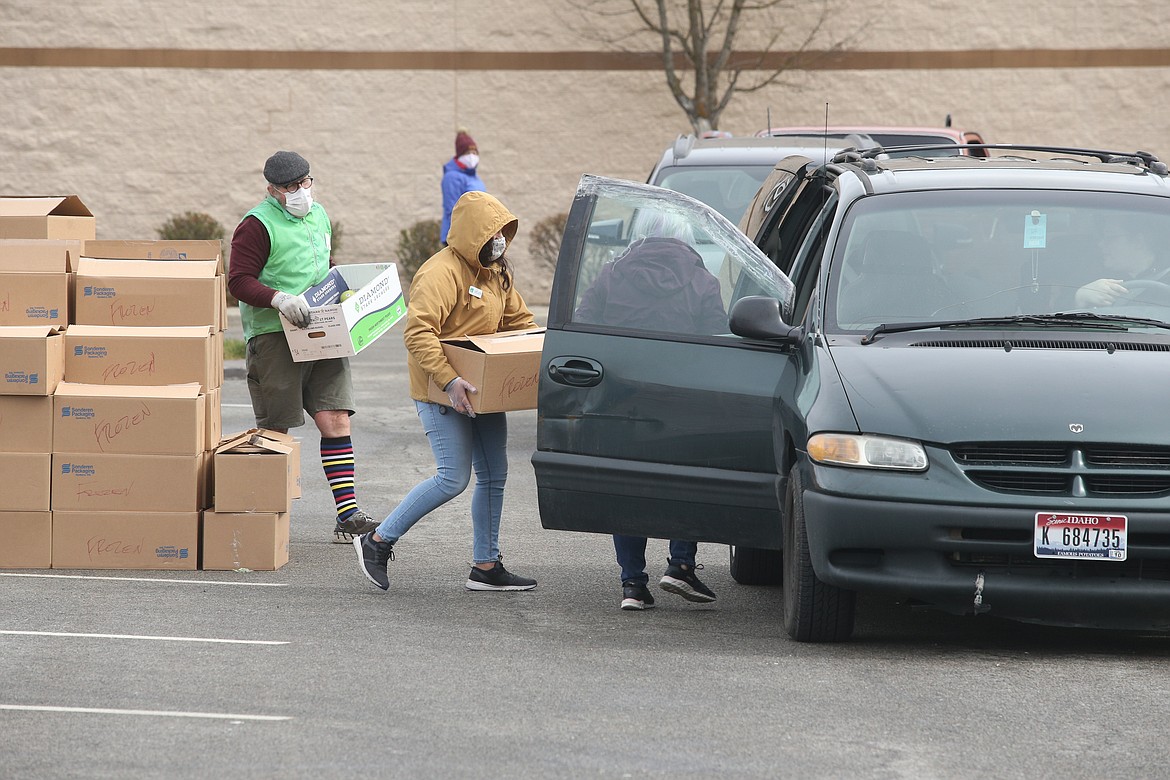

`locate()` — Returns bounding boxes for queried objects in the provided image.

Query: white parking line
[0,704,290,721]
[0,630,288,645]
[0,573,287,587]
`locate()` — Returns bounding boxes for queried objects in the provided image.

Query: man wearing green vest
[228,150,379,544]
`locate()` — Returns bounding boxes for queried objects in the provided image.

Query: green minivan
[535,145,1170,641]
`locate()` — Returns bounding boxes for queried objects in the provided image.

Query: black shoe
[353,532,394,591]
[659,562,716,603]
[334,509,380,544]
[466,561,537,591]
[620,581,656,611]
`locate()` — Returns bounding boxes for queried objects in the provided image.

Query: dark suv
[534,145,1170,641]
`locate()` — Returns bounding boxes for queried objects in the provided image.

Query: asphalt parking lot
[5,306,1170,778]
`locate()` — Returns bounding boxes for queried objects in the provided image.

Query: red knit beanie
[455,128,477,157]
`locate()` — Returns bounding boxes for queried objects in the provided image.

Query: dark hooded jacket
[575,237,727,334]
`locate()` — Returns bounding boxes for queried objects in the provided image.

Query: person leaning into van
[354,190,539,593]
[575,208,725,610]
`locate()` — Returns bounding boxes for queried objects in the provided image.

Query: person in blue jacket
[441,128,485,245]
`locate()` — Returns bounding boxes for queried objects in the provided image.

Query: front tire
[729,545,783,586]
[783,468,855,642]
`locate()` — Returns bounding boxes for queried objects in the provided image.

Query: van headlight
[807,433,928,471]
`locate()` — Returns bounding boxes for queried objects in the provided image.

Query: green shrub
[157,211,226,242]
[157,211,234,303]
[529,212,568,273]
[395,218,442,284]
[330,220,344,258]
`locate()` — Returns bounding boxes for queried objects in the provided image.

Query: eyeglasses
[277,176,313,193]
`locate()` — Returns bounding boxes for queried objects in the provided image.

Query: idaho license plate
[1034,512,1127,561]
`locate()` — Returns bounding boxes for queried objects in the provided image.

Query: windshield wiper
[861,312,1170,345]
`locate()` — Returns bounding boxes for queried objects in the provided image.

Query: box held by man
[281,263,405,361]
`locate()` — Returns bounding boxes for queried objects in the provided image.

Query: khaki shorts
[245,331,355,430]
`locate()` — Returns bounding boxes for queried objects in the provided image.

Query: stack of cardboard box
[0,197,263,570]
[53,238,227,570]
[0,197,93,569]
[205,429,300,571]
[0,327,64,568]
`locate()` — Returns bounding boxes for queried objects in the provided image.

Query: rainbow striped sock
[321,436,359,522]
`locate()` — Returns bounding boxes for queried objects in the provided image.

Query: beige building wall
[2,0,1168,302]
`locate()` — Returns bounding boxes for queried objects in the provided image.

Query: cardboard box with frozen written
[201,509,290,571]
[53,382,206,455]
[0,196,95,241]
[64,325,217,392]
[281,263,406,362]
[426,328,545,414]
[84,239,227,331]
[0,326,64,396]
[0,239,78,327]
[51,452,204,512]
[74,258,222,329]
[52,511,198,570]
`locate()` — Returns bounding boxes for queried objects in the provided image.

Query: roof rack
[832,144,1169,175]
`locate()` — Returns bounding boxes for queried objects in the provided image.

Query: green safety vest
[239,195,332,340]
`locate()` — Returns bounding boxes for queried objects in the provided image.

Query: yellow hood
[446,190,518,270]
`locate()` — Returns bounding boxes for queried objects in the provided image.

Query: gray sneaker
[333,510,379,544]
[353,532,394,591]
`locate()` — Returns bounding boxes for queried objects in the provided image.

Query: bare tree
[570,0,842,135]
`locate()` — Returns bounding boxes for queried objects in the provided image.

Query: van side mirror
[729,296,801,343]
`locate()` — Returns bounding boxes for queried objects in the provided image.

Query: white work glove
[445,376,478,418]
[1074,278,1127,308]
[272,291,311,328]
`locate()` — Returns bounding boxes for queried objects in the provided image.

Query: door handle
[547,356,603,387]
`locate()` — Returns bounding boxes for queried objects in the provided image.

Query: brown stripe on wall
[0,47,1168,71]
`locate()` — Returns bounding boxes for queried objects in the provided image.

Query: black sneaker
[465,561,537,591]
[333,509,380,544]
[353,532,394,591]
[620,581,656,611]
[659,562,716,603]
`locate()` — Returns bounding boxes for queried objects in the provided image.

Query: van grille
[951,443,1170,497]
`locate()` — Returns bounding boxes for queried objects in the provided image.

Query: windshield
[652,164,775,224]
[827,190,1170,333]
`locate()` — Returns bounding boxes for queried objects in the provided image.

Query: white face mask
[282,187,313,218]
[489,234,506,262]
[458,153,479,170]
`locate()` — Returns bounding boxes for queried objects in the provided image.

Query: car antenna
[824,102,830,162]
[767,106,772,136]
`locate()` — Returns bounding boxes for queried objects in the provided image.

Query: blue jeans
[376,401,509,564]
[613,535,697,585]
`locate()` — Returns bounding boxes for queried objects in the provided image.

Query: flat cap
[263,150,310,186]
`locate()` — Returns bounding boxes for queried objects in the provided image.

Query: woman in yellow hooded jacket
[354,190,539,592]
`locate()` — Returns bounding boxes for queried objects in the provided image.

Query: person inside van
[575,208,724,610]
[1074,219,1165,308]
